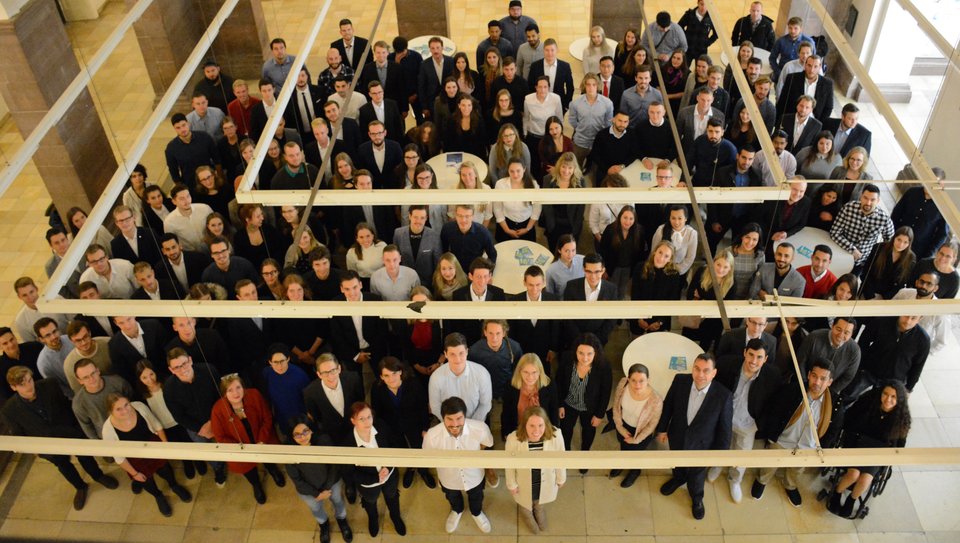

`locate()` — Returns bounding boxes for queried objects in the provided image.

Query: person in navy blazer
[110,226,162,267]
[822,104,872,156]
[417,38,455,120]
[562,253,619,346]
[656,353,733,520]
[527,39,575,112]
[131,274,180,301]
[354,126,403,189]
[330,19,371,70]
[288,67,327,140]
[155,233,212,299]
[328,271,389,378]
[778,111,822,155]
[358,44,406,105]
[322,105,362,158]
[450,258,506,346]
[107,317,171,386]
[357,89,405,145]
[393,209,442,286]
[775,56,834,123]
[508,266,561,373]
[303,119,349,170]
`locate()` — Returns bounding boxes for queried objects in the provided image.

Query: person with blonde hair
[501,353,559,439]
[540,152,585,250]
[568,73,613,163]
[682,250,735,350]
[505,405,566,534]
[582,26,615,74]
[447,163,493,227]
[432,252,468,300]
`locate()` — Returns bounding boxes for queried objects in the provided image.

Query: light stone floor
[0,0,958,541]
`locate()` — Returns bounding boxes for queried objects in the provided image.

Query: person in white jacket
[505,405,566,534]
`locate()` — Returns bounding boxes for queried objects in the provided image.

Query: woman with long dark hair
[730,222,765,299]
[860,225,916,299]
[808,183,842,231]
[556,333,612,468]
[444,93,487,157]
[492,157,541,242]
[487,90,524,145]
[488,123,531,182]
[613,28,639,80]
[537,116,572,176]
[659,50,689,115]
[599,205,645,299]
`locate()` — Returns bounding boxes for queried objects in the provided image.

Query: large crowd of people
[3,0,952,539]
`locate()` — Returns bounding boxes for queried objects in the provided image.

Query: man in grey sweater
[795,317,861,396]
[641,11,689,62]
[71,358,135,439]
[515,23,544,81]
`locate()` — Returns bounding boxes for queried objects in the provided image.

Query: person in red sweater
[796,244,837,299]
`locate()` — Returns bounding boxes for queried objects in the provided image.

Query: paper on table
[669,356,688,371]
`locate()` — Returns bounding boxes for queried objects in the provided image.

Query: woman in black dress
[630,240,683,335]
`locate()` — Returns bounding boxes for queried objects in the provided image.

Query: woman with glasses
[286,415,353,542]
[258,258,284,300]
[349,401,407,537]
[393,144,422,189]
[210,374,287,504]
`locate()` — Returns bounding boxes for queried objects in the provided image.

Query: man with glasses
[562,253,619,346]
[716,316,778,365]
[2,366,119,511]
[163,184,214,253]
[164,348,225,485]
[355,120,403,190]
[71,358,134,439]
[893,272,948,352]
[200,236,258,292]
[33,317,75,398]
[359,80,404,145]
[303,353,365,503]
[78,244,137,299]
[0,327,41,401]
[63,320,113,393]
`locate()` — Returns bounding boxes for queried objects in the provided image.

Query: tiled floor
[0,0,958,541]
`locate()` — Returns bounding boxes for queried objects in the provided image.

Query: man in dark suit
[322,101,361,158]
[359,41,405,105]
[598,56,624,110]
[822,103,872,156]
[156,233,211,299]
[775,55,834,122]
[249,79,294,143]
[508,266,559,373]
[165,316,234,377]
[705,147,763,253]
[491,57,528,114]
[388,36,424,122]
[527,39,574,112]
[288,67,326,142]
[330,18,371,70]
[777,95,822,155]
[131,262,180,300]
[417,37,455,120]
[302,351,365,502]
[715,317,778,365]
[393,206,443,286]
[107,316,170,386]
[329,271,388,380]
[354,121,403,189]
[357,81,404,144]
[110,205,162,266]
[225,280,276,382]
[303,117,348,175]
[451,257,506,346]
[562,253,619,346]
[676,88,726,158]
[730,1,776,49]
[341,170,399,244]
[656,353,733,519]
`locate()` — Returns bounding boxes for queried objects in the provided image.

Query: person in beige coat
[504,406,567,534]
[609,363,663,488]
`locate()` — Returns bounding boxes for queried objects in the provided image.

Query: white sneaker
[445,511,462,533]
[729,479,743,504]
[707,466,723,483]
[472,512,492,533]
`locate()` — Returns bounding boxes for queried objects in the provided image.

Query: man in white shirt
[752,130,797,185]
[370,245,420,301]
[78,245,137,299]
[162,184,214,253]
[329,76,367,121]
[423,396,494,534]
[13,276,67,342]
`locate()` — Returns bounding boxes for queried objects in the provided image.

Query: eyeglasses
[262,269,279,276]
[169,360,191,372]
[88,255,108,264]
[77,369,100,381]
[115,215,134,223]
[210,248,229,256]
[369,131,386,137]
[318,367,340,377]
[269,357,288,365]
[292,429,312,439]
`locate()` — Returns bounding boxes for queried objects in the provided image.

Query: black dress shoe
[196,462,208,476]
[420,469,437,489]
[269,468,286,487]
[785,487,802,507]
[171,483,193,503]
[72,486,88,511]
[155,494,173,517]
[751,480,766,500]
[253,487,266,504]
[318,521,331,543]
[391,515,407,536]
[345,484,357,504]
[183,461,196,480]
[96,474,119,489]
[336,517,353,543]
[367,515,379,537]
[692,500,705,520]
[609,469,622,478]
[402,469,416,488]
[660,477,684,496]
[620,470,642,488]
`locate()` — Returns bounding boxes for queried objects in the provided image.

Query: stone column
[196,0,268,81]
[395,0,449,38]
[0,0,117,213]
[591,0,643,45]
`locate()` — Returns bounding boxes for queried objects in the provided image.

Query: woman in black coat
[556,333,612,465]
[630,240,684,335]
[349,402,406,537]
[370,357,436,489]
[501,353,560,440]
[285,416,352,541]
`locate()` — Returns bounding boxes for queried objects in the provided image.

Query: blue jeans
[186,427,226,475]
[298,479,347,524]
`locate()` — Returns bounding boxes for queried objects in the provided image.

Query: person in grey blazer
[393,205,443,286]
[749,242,807,300]
[677,88,725,157]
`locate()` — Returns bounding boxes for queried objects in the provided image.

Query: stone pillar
[128,0,268,98]
[395,0,449,38]
[0,0,117,213]
[591,0,643,45]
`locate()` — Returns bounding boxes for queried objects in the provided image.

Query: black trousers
[671,464,707,502]
[496,217,537,242]
[359,469,401,521]
[43,454,104,490]
[141,463,178,498]
[616,423,655,452]
[442,480,485,516]
[559,402,597,451]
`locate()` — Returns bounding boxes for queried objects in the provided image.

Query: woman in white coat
[505,406,566,534]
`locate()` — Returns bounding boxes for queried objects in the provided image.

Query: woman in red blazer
[211,374,287,503]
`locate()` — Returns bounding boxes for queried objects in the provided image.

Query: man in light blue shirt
[568,73,613,160]
[186,92,225,141]
[34,318,75,399]
[428,333,492,422]
[620,66,663,127]
[262,37,296,92]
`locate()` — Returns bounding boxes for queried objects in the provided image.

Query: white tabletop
[568,37,620,61]
[777,226,855,276]
[426,152,488,190]
[408,35,457,59]
[491,239,554,295]
[619,158,683,188]
[621,331,704,397]
[718,46,773,75]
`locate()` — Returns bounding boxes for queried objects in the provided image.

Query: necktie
[603,79,609,97]
[300,91,312,128]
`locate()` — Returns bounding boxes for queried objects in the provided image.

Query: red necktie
[603,79,609,97]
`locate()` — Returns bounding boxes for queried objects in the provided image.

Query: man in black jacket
[165,317,234,376]
[656,353,733,520]
[508,266,560,374]
[450,258,506,346]
[131,262,180,301]
[156,233,212,299]
[226,280,275,381]
[706,147,763,253]
[164,348,224,484]
[755,359,841,506]
[1,367,119,510]
[110,205,162,266]
[856,315,930,393]
[359,41,405,106]
[730,1,776,50]
[709,338,781,503]
[329,271,389,381]
[357,80,405,144]
[107,316,170,386]
[330,18,371,70]
[715,316,778,365]
[562,253,619,346]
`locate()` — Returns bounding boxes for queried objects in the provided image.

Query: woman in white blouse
[609,363,663,488]
[505,406,566,534]
[135,360,202,479]
[582,26,615,75]
[650,204,698,275]
[346,222,386,287]
[121,164,153,227]
[588,173,630,242]
[447,161,493,227]
[493,158,541,242]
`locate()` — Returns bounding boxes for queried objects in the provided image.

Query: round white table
[407,35,456,60]
[777,226,855,276]
[619,158,683,188]
[568,37,620,61]
[718,46,773,75]
[491,239,554,294]
[426,152,488,190]
[621,332,703,397]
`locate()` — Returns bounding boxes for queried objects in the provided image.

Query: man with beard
[830,184,894,270]
[706,146,761,252]
[690,118,738,186]
[795,317,860,394]
[499,0,537,57]
[193,59,235,113]
[796,244,837,299]
[750,242,807,300]
[751,130,798,185]
[892,272,949,352]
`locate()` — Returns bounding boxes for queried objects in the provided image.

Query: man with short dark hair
[776,55,834,122]
[165,316,234,376]
[329,271,389,379]
[371,244,420,302]
[769,16,815,81]
[499,1,537,57]
[186,91,226,141]
[107,316,170,385]
[891,181,949,260]
[441,205,498,270]
[201,237,258,291]
[428,333,493,422]
[491,56,528,114]
[322,100,361,156]
[226,280,276,377]
[516,23,544,81]
[750,242,807,300]
[706,146,759,252]
[388,36,424,122]
[589,111,637,177]
[79,244,138,299]
[857,316,930,393]
[823,103,872,156]
[194,59,235,113]
[330,18,370,69]
[715,317,778,364]
[731,76,775,132]
[678,87,725,158]
[893,272,948,352]
[527,38,574,112]
[468,320,522,400]
[355,120,403,189]
[250,79,295,143]
[417,37,455,120]
[63,320,112,392]
[642,11,689,62]
[164,112,221,185]
[477,20,514,68]
[0,328,42,401]
[634,102,678,165]
[620,66,663,126]
[796,244,837,299]
[359,41,405,106]
[2,366,119,510]
[358,80,404,144]
[163,184,214,253]
[779,95,823,155]
[131,262,179,300]
[34,318,74,397]
[164,349,226,485]
[795,317,860,394]
[289,67,324,141]
[110,205,162,266]
[262,37,296,91]
[71,358,135,439]
[394,205,442,286]
[305,247,342,301]
[156,233,211,298]
[678,0,718,61]
[509,266,560,372]
[562,253,619,345]
[13,276,67,342]
[688,118,737,187]
[329,76,367,121]
[830,184,895,269]
[452,258,506,346]
[271,141,319,191]
[44,227,84,298]
[657,353,733,519]
[340,170,399,244]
